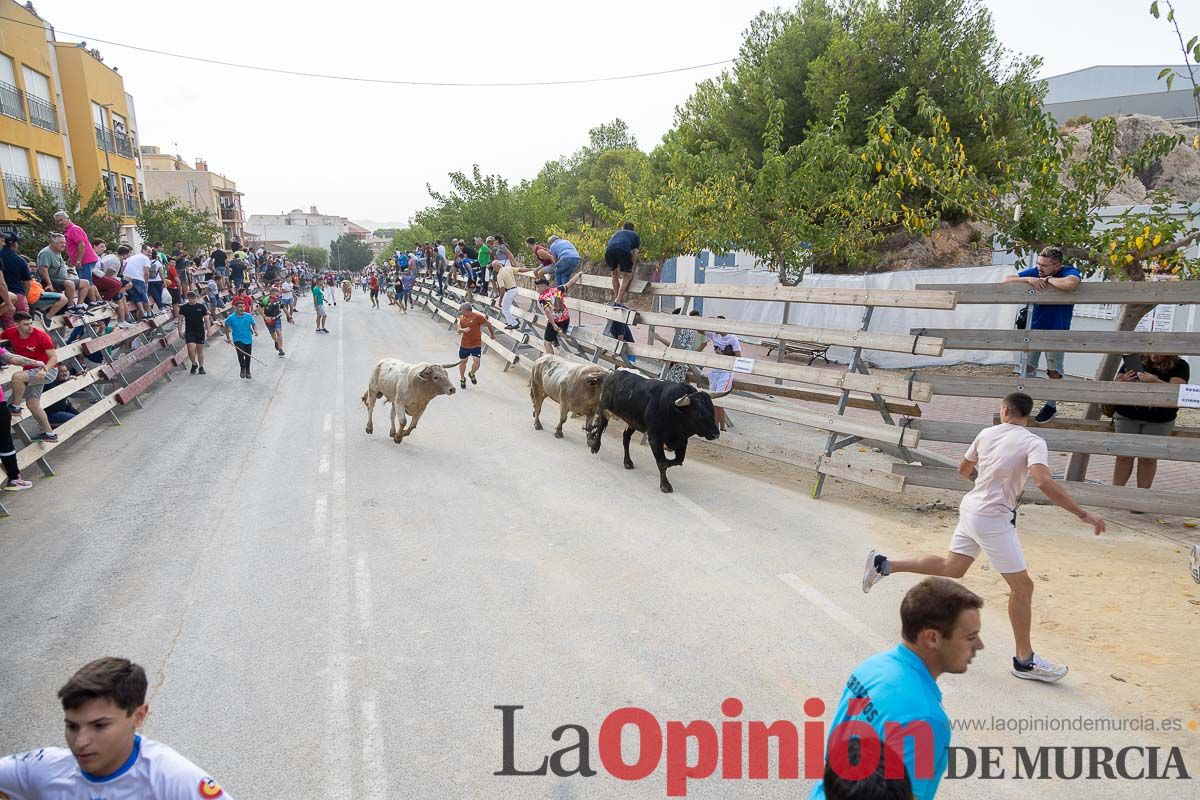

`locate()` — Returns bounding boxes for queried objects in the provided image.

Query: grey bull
[529,354,608,439]
[362,359,458,443]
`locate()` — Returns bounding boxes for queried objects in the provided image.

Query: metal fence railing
[26,94,57,132]
[94,124,115,153]
[0,81,25,121]
[3,175,32,208]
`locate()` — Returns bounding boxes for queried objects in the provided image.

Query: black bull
[587,369,725,493]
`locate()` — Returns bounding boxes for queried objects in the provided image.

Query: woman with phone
[1111,353,1190,492]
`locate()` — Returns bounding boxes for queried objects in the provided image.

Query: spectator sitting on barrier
[1003,245,1081,423]
[0,342,46,490]
[2,312,60,443]
[1111,353,1190,495]
[43,370,79,428]
[92,262,135,329]
[38,233,98,318]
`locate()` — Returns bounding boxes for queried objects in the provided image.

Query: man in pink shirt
[54,210,98,284]
[860,392,1105,684]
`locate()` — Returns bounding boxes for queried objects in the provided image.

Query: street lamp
[99,102,115,215]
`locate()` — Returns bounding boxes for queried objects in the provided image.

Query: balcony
[39,179,66,207]
[26,95,58,132]
[123,193,139,216]
[95,124,115,153]
[114,131,132,159]
[3,175,32,208]
[0,81,26,122]
[220,207,241,221]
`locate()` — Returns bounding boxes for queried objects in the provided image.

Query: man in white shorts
[861,392,1105,683]
[0,657,233,798]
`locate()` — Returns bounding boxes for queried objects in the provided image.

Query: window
[0,54,24,121]
[92,101,114,151]
[0,143,33,208]
[36,152,61,183]
[22,66,56,131]
[91,100,105,127]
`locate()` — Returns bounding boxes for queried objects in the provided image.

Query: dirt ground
[690,437,1200,745]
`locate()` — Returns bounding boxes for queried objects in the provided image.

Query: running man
[325,271,337,305]
[312,281,329,333]
[263,289,286,357]
[178,291,209,374]
[224,301,258,379]
[400,269,415,312]
[0,657,233,799]
[369,271,381,308]
[279,277,295,323]
[605,222,640,306]
[862,392,1105,683]
[454,302,495,389]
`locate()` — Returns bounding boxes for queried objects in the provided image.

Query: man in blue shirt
[1003,245,1081,422]
[605,222,641,307]
[223,301,258,379]
[545,234,582,288]
[811,578,984,800]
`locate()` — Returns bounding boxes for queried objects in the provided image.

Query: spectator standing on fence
[117,244,152,322]
[476,237,492,295]
[605,222,641,307]
[1003,245,1081,423]
[546,234,582,289]
[810,578,983,800]
[0,233,31,328]
[862,392,1105,684]
[179,291,209,375]
[210,244,228,290]
[534,274,580,355]
[0,657,234,799]
[145,246,166,313]
[2,312,61,443]
[225,301,258,379]
[455,302,494,389]
[527,237,554,278]
[1111,353,1190,493]
[493,259,519,329]
[55,210,99,287]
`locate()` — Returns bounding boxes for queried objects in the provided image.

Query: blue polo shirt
[1016,265,1081,330]
[606,228,641,254]
[549,238,580,261]
[811,644,951,800]
[225,312,255,344]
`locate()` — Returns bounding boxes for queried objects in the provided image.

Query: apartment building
[141,147,244,245]
[0,1,145,244]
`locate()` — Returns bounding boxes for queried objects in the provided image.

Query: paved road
[0,294,1189,798]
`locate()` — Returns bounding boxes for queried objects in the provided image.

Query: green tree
[135,198,224,255]
[17,182,121,250]
[286,244,328,269]
[329,234,373,271]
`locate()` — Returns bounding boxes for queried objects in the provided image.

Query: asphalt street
[0,291,1189,799]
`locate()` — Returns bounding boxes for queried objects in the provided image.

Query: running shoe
[862,549,887,593]
[117,321,135,329]
[460,378,466,389]
[198,367,206,375]
[34,431,58,443]
[1011,653,1068,682]
[6,404,23,415]
[278,350,286,357]
[1191,544,1199,584]
[3,478,33,491]
[1034,403,1057,423]
[190,363,198,374]
[468,372,477,385]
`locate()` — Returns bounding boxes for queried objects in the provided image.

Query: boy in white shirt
[861,392,1104,683]
[0,657,232,798]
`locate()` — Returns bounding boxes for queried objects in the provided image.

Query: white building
[244,205,349,250]
[1043,65,1200,126]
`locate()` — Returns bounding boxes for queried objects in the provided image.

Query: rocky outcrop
[868,220,996,272]
[1066,113,1200,205]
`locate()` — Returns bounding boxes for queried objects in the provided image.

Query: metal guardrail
[94,124,115,153]
[25,94,57,132]
[0,81,26,121]
[2,175,32,208]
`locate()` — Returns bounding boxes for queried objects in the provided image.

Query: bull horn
[674,394,692,408]
[439,362,461,369]
[700,388,734,400]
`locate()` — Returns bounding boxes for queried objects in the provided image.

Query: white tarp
[687,264,1023,368]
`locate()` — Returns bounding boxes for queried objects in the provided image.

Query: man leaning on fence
[1003,245,1081,423]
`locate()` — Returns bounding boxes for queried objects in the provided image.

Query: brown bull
[529,354,607,439]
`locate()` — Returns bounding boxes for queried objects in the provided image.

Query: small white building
[244,205,349,250]
[1043,65,1200,125]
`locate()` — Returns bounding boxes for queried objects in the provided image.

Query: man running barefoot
[862,392,1105,683]
[312,282,329,333]
[0,657,233,798]
[178,291,209,374]
[454,302,494,389]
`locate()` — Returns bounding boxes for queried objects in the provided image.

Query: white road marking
[354,551,372,635]
[312,494,328,547]
[778,572,886,650]
[671,492,733,532]
[360,691,389,800]
[323,412,332,433]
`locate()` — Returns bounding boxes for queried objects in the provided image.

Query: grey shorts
[314,303,325,316]
[1113,413,1175,437]
[19,366,59,400]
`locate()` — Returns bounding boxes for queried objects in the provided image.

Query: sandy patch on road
[690,439,1200,739]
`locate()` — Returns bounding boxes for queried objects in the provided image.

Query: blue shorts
[126,279,148,304]
[79,261,97,283]
[280,297,293,306]
[458,346,481,359]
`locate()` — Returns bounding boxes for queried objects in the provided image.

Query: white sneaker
[862,549,887,593]
[1011,653,1068,682]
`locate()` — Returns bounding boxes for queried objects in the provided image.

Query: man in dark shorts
[605,221,641,306]
[263,289,286,357]
[210,245,228,290]
[178,291,209,374]
[455,302,495,390]
[534,272,582,355]
[369,271,381,307]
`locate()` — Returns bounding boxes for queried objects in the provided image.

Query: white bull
[530,354,607,439]
[362,359,457,444]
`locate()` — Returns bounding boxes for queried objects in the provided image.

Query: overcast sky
[35,0,1187,228]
